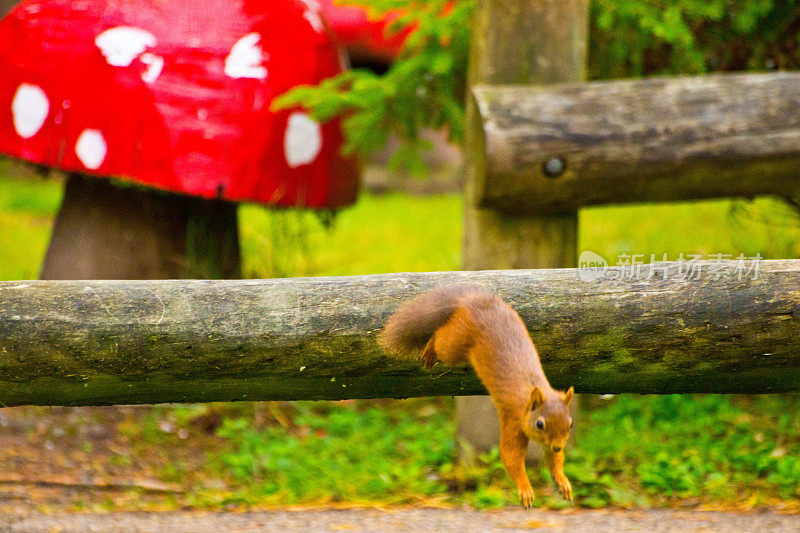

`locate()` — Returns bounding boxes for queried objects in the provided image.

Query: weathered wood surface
[1,260,799,406]
[462,0,586,269]
[460,0,587,453]
[473,72,800,214]
[41,174,241,280]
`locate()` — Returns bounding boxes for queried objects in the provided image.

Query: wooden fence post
[459,0,588,456]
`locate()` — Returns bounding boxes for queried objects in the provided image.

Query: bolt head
[544,157,565,178]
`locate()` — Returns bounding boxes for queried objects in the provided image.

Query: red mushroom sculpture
[318,0,410,64]
[0,0,359,279]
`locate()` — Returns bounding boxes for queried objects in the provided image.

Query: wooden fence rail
[473,72,800,214]
[1,259,799,406]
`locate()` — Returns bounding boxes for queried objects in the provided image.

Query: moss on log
[1,260,800,406]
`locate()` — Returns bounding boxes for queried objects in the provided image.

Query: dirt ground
[0,405,214,514]
[3,508,800,533]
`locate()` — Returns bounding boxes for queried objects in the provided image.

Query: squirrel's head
[523,386,574,453]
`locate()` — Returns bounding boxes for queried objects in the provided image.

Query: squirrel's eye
[570,419,574,428]
[536,419,544,430]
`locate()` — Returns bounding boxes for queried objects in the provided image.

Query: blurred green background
[2,0,800,513]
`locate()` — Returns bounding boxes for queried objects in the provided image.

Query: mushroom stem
[184,191,241,280]
[0,0,19,18]
[40,174,241,280]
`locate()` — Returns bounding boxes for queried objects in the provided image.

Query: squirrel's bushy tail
[379,285,489,355]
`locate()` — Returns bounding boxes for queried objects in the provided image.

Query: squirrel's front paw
[517,486,534,508]
[555,475,572,501]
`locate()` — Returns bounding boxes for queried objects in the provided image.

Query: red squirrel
[380,285,574,507]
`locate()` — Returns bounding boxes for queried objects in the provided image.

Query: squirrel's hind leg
[424,309,472,368]
[419,309,473,370]
[421,336,438,369]
[432,309,472,366]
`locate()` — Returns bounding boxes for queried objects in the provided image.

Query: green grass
[213,401,455,505]
[580,198,800,262]
[566,394,800,508]
[0,169,798,281]
[1,169,800,510]
[241,195,800,280]
[0,162,63,280]
[135,394,800,510]
[239,192,461,278]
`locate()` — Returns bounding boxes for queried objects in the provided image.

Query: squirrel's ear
[562,386,574,406]
[528,387,545,410]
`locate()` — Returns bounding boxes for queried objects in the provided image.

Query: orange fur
[380,286,575,507]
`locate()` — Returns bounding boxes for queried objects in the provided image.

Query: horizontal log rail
[472,72,800,213]
[1,259,799,406]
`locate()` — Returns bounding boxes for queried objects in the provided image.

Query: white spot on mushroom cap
[225,33,268,80]
[75,129,107,170]
[12,84,49,139]
[95,26,156,67]
[284,112,322,168]
[139,53,164,84]
[298,0,324,33]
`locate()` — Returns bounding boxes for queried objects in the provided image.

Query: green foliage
[274,0,472,177]
[276,0,800,174]
[204,394,800,508]
[589,0,800,78]
[560,454,647,508]
[212,401,455,504]
[574,394,800,503]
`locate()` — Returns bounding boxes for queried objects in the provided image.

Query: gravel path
[3,508,800,532]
